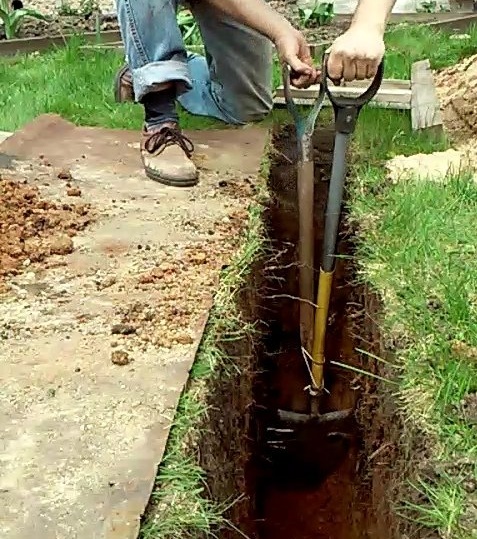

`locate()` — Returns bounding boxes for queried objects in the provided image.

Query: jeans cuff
[132,60,192,102]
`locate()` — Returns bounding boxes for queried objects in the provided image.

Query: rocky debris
[66,187,82,197]
[111,350,132,366]
[0,177,93,289]
[113,217,247,350]
[57,168,73,181]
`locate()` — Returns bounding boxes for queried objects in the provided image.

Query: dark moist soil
[136,123,430,539]
[5,11,349,42]
[176,123,408,539]
[198,266,265,539]
[1,13,118,40]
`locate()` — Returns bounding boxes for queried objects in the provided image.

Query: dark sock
[142,88,179,129]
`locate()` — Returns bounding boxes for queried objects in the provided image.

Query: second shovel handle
[321,53,385,109]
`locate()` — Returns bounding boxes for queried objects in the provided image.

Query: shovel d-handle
[322,54,384,135]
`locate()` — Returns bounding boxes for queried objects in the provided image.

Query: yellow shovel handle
[311,268,334,390]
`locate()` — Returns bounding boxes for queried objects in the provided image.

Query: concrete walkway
[0,115,267,539]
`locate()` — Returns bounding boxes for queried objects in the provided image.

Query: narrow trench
[198,122,402,539]
[247,123,392,539]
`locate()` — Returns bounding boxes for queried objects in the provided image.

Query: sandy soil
[386,55,477,182]
[435,54,477,144]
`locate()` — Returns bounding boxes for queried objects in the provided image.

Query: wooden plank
[273,95,411,110]
[341,78,411,90]
[410,59,443,132]
[0,30,122,56]
[275,84,412,106]
[426,13,477,31]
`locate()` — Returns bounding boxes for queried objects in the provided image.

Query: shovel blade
[260,408,356,487]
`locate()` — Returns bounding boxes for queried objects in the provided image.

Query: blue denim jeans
[116,0,274,125]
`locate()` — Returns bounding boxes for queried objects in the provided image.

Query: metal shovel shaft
[322,132,349,273]
[298,158,315,355]
[311,132,350,388]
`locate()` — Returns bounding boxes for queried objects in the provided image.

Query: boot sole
[144,164,199,188]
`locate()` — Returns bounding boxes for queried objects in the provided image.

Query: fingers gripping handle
[281,63,326,159]
[322,53,384,134]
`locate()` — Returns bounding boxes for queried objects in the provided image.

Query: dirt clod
[57,168,73,181]
[111,350,132,366]
[0,177,92,287]
[461,392,477,425]
[111,323,136,336]
[66,187,82,197]
[49,234,74,255]
[451,340,477,361]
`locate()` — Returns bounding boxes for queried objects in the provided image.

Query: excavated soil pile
[435,54,477,141]
[0,176,92,288]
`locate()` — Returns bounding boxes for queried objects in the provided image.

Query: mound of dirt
[435,54,477,141]
[0,177,92,288]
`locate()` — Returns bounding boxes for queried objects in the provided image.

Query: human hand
[326,26,385,82]
[274,27,319,88]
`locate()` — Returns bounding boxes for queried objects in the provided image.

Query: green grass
[384,23,477,77]
[346,25,477,538]
[350,168,477,539]
[0,38,287,132]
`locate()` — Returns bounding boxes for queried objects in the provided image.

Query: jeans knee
[228,96,273,124]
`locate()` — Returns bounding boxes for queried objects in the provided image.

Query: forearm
[202,0,293,42]
[350,0,397,34]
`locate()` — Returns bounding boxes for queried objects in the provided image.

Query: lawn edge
[139,146,271,539]
[350,162,477,539]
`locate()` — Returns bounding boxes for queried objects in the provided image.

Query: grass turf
[348,26,477,539]
[1,21,477,539]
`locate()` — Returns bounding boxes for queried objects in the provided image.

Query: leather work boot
[141,123,198,187]
[114,64,135,103]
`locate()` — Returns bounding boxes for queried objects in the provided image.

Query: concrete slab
[0,114,268,539]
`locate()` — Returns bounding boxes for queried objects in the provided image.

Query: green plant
[58,0,99,16]
[177,8,202,48]
[57,1,78,16]
[416,0,450,12]
[299,1,335,27]
[0,0,49,39]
